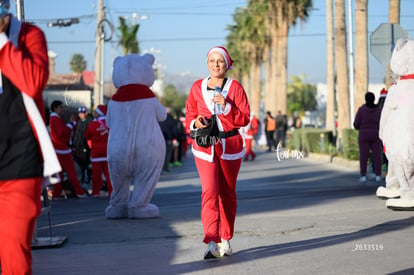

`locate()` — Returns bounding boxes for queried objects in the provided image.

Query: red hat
[207,46,233,70]
[380,88,387,98]
[96,105,107,116]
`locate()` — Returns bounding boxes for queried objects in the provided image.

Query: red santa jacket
[85,116,109,162]
[0,16,60,180]
[247,116,259,137]
[49,112,73,154]
[185,77,250,162]
[0,17,49,119]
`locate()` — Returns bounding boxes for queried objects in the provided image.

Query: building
[44,51,116,114]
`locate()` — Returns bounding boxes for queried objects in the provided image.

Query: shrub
[342,128,359,160]
[288,128,335,154]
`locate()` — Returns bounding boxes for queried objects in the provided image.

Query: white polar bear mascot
[379,38,414,210]
[105,54,166,218]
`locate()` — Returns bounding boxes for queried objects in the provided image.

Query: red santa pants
[0,178,41,275]
[91,161,112,196]
[244,138,256,160]
[194,152,242,244]
[53,153,86,197]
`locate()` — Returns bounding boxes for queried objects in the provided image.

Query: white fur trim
[21,94,62,182]
[222,103,231,115]
[0,32,7,50]
[91,157,107,162]
[190,119,197,130]
[96,108,105,117]
[201,77,233,116]
[207,47,229,69]
[221,149,245,160]
[55,148,72,154]
[192,147,214,162]
[201,78,215,115]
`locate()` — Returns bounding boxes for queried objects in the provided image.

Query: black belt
[218,129,239,138]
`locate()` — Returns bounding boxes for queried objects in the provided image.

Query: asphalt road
[32,148,414,275]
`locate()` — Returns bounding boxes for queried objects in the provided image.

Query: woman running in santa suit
[185,46,250,259]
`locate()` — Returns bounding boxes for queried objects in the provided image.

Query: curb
[308,152,359,170]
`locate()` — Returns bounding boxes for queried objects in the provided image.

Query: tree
[160,84,187,116]
[355,0,369,118]
[271,0,313,115]
[226,5,265,118]
[70,53,87,73]
[226,0,312,121]
[334,0,350,148]
[226,9,251,96]
[287,75,317,117]
[118,16,139,55]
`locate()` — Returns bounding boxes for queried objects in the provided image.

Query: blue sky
[10,0,414,84]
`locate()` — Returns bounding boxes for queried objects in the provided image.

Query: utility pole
[347,0,355,126]
[93,0,104,109]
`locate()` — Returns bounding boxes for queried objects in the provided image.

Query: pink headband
[207,46,233,70]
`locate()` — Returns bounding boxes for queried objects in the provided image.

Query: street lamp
[131,13,148,24]
[47,18,80,28]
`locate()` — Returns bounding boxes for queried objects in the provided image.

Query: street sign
[370,23,409,65]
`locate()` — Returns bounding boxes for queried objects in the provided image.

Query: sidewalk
[32,148,414,275]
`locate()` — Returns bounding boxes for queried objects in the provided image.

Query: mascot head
[112,53,155,88]
[390,38,414,77]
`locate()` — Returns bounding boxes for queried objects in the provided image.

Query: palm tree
[70,53,87,73]
[325,0,336,133]
[354,0,368,116]
[267,0,279,117]
[227,5,265,117]
[272,0,313,115]
[255,0,274,116]
[247,1,267,117]
[226,22,251,99]
[287,75,318,116]
[228,0,312,119]
[227,9,252,104]
[118,16,140,55]
[334,0,350,148]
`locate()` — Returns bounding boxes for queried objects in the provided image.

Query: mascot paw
[105,205,129,219]
[376,186,401,199]
[128,203,159,219]
[386,198,414,211]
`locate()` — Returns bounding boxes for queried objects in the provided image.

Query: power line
[45,27,414,45]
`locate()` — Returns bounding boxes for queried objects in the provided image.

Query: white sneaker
[77,193,89,199]
[203,241,221,259]
[219,239,233,256]
[376,186,401,199]
[375,176,382,182]
[359,176,367,183]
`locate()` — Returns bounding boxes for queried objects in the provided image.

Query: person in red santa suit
[85,104,113,197]
[185,46,250,259]
[0,1,61,273]
[243,113,259,161]
[49,100,88,199]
